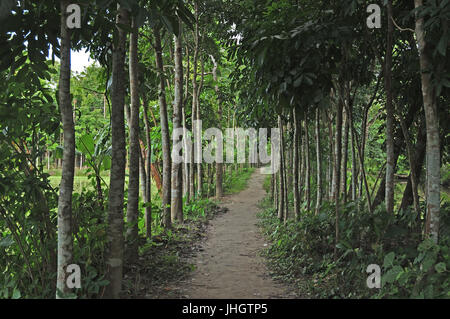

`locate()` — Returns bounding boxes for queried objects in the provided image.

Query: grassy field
[47,166,258,198]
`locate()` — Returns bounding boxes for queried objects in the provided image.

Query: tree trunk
[400,119,426,213]
[304,118,311,211]
[350,124,357,202]
[414,0,440,242]
[126,16,140,262]
[341,107,349,202]
[211,55,223,198]
[196,55,205,197]
[398,116,420,217]
[385,0,395,214]
[105,6,129,299]
[142,95,152,239]
[315,108,322,215]
[277,116,285,221]
[299,125,305,205]
[327,115,333,200]
[56,0,74,298]
[331,95,342,203]
[190,2,199,199]
[293,108,300,219]
[333,85,343,254]
[183,45,190,202]
[154,27,171,228]
[171,22,183,223]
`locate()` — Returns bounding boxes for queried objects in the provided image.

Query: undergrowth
[258,195,450,299]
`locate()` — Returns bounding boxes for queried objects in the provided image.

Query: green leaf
[102,156,111,171]
[0,235,14,247]
[12,288,21,299]
[435,262,446,273]
[383,265,402,284]
[422,254,437,272]
[383,252,395,268]
[77,134,95,157]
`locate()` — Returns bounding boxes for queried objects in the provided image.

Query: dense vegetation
[0,0,448,299]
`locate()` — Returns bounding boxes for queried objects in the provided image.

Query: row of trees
[0,0,248,298]
[0,0,448,299]
[222,0,448,248]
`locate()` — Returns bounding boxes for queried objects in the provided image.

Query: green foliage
[183,198,217,221]
[259,197,450,299]
[223,167,255,194]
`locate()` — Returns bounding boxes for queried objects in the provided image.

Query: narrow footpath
[179,170,293,299]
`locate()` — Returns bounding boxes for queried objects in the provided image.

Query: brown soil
[178,170,293,299]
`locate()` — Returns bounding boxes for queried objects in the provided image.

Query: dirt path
[179,170,291,299]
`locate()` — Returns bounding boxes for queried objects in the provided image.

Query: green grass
[46,169,158,199]
[224,167,255,195]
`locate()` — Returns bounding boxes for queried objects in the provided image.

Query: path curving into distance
[179,170,293,299]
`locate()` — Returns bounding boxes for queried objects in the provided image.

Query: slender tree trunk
[350,126,357,201]
[154,27,171,228]
[333,89,343,203]
[277,116,285,221]
[293,109,300,219]
[171,22,183,223]
[270,171,275,201]
[190,3,199,199]
[183,45,190,202]
[126,16,140,262]
[210,54,223,198]
[327,115,333,200]
[287,120,293,193]
[348,104,373,213]
[315,108,322,215]
[333,85,343,253]
[142,96,152,239]
[385,0,395,214]
[196,56,205,197]
[274,167,279,211]
[341,107,349,202]
[56,0,74,298]
[414,0,440,242]
[400,120,426,213]
[138,147,146,204]
[398,116,421,217]
[299,124,305,204]
[304,118,311,211]
[105,6,129,299]
[182,102,190,202]
[283,124,289,222]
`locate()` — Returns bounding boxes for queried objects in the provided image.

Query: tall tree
[126,15,140,262]
[154,26,172,228]
[277,115,285,221]
[293,108,300,219]
[414,0,441,242]
[56,0,74,298]
[304,118,311,211]
[105,5,129,299]
[211,54,224,198]
[315,108,322,215]
[171,20,183,223]
[142,95,152,238]
[385,0,395,214]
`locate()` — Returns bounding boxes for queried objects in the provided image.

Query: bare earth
[179,170,292,299]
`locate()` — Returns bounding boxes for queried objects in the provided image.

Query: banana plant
[76,126,111,207]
